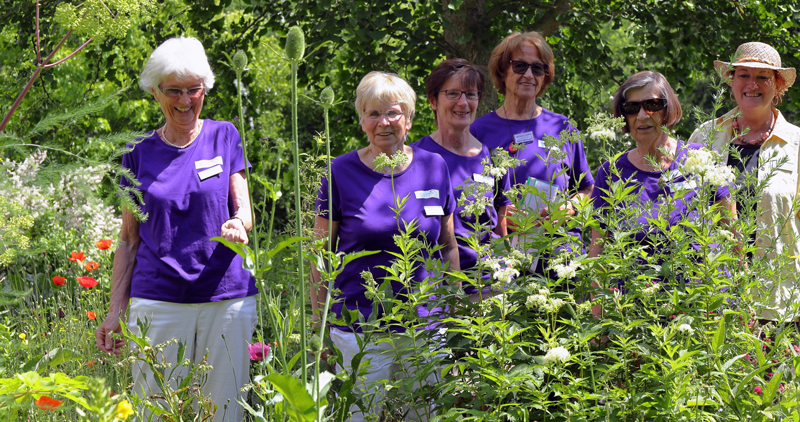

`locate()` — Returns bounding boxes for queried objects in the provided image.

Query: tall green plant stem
[234,71,260,276]
[265,156,283,249]
[290,61,309,383]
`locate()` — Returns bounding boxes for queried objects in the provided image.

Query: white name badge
[672,179,697,191]
[424,205,445,216]
[473,173,494,185]
[513,131,534,145]
[538,139,547,148]
[195,156,223,169]
[198,164,223,180]
[415,189,439,199]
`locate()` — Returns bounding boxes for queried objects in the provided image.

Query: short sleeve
[226,123,248,174]
[443,170,456,216]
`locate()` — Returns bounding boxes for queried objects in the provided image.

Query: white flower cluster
[719,230,735,242]
[681,148,735,187]
[677,323,694,334]
[548,252,582,280]
[641,283,660,295]
[542,297,565,313]
[589,128,616,142]
[525,294,547,310]
[493,267,520,284]
[543,346,571,364]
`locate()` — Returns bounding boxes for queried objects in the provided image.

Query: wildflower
[85,311,97,320]
[589,128,615,141]
[115,400,135,420]
[96,239,113,250]
[68,251,86,262]
[719,230,735,242]
[525,294,548,310]
[642,283,660,295]
[84,261,100,271]
[77,276,98,288]
[248,342,270,361]
[551,261,580,279]
[34,396,62,411]
[52,276,65,286]
[682,148,715,175]
[542,298,565,314]
[57,307,66,318]
[492,267,520,284]
[677,324,695,334]
[543,346,571,365]
[19,333,28,345]
[86,360,96,367]
[754,386,763,394]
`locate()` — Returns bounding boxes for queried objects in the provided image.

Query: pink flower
[754,386,763,394]
[248,342,269,361]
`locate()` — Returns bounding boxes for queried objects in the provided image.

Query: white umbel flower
[544,346,571,364]
[677,324,694,334]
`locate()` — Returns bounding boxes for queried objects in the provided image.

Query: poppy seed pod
[320,86,335,107]
[285,26,305,61]
[309,335,323,353]
[232,50,248,72]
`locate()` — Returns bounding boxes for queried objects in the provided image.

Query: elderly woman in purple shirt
[94,37,257,421]
[589,71,734,315]
[311,71,459,421]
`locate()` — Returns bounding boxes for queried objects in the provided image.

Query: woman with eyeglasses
[589,71,733,302]
[470,31,594,277]
[94,37,257,421]
[689,42,799,322]
[413,59,511,298]
[311,71,459,421]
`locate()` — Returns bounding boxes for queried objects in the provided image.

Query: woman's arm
[221,170,252,244]
[310,215,339,328]
[95,207,141,354]
[494,205,509,236]
[439,213,461,275]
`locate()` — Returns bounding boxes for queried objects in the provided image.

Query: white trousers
[128,296,257,422]
[331,328,441,422]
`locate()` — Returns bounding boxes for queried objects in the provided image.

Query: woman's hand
[95,314,126,355]
[221,217,249,244]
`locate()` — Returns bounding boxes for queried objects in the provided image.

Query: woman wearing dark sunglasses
[589,71,733,310]
[414,58,511,299]
[470,31,594,277]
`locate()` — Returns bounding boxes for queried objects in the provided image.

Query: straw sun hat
[714,42,796,95]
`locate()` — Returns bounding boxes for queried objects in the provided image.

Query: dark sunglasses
[509,60,549,76]
[619,98,668,115]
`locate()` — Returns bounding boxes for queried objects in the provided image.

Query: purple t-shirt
[591,141,730,250]
[316,145,456,332]
[413,135,512,271]
[121,119,257,303]
[470,109,594,195]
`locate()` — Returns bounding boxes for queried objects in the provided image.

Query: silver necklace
[159,120,203,149]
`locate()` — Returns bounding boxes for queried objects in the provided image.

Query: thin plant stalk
[265,156,283,249]
[233,64,260,277]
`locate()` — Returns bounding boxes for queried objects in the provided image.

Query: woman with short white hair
[95,36,257,421]
[311,71,459,421]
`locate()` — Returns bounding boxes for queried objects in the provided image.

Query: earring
[772,95,781,106]
[729,91,736,102]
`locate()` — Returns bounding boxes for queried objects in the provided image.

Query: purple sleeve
[315,170,341,221]
[495,171,513,208]
[443,165,456,216]
[226,123,248,174]
[569,128,595,191]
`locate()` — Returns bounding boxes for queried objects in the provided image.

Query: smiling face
[360,101,412,151]
[731,66,778,113]
[624,84,666,145]
[153,74,205,132]
[431,75,479,131]
[504,42,544,103]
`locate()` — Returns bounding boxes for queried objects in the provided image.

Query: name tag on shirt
[513,131,534,145]
[198,164,223,180]
[473,173,494,185]
[415,189,439,199]
[671,179,697,191]
[424,205,444,216]
[538,139,547,148]
[195,156,223,169]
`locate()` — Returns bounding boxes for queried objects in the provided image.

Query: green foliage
[53,0,158,43]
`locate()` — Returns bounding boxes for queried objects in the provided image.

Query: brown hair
[612,71,682,133]
[488,31,555,96]
[425,58,485,123]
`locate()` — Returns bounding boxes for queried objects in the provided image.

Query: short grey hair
[139,37,215,93]
[354,71,416,123]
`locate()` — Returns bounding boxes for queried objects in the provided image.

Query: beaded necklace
[732,113,775,146]
[159,120,204,149]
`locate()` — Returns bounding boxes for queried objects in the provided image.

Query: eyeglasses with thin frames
[509,60,549,76]
[158,85,205,99]
[365,110,404,122]
[619,98,668,115]
[438,90,480,101]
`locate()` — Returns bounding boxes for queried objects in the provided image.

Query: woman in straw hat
[690,41,799,322]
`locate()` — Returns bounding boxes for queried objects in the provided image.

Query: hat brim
[713,60,796,92]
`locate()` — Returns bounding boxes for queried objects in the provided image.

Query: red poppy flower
[68,251,86,262]
[84,261,100,271]
[35,396,63,411]
[85,311,97,320]
[52,276,65,286]
[86,360,97,367]
[77,276,98,288]
[96,239,113,250]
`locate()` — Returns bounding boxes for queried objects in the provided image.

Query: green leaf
[447,0,463,10]
[210,236,256,276]
[711,317,725,354]
[763,370,784,403]
[265,374,317,422]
